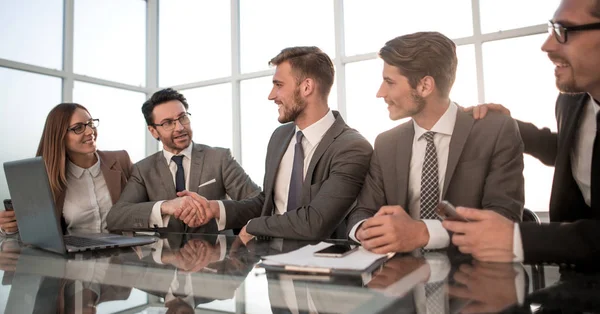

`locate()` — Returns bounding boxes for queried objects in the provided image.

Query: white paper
[262,242,389,271]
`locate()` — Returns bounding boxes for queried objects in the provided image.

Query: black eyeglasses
[548,20,600,44]
[151,112,191,131]
[67,119,99,134]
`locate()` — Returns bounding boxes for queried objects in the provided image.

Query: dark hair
[379,32,457,98]
[269,46,335,100]
[142,88,189,125]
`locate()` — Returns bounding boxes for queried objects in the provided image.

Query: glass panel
[181,84,233,151]
[480,0,560,33]
[0,0,63,69]
[159,0,231,86]
[96,288,147,313]
[72,82,147,163]
[74,0,146,86]
[345,45,477,145]
[0,68,61,200]
[483,34,556,211]
[240,0,335,73]
[240,77,282,184]
[344,0,473,56]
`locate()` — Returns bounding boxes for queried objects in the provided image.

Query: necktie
[591,111,600,211]
[420,131,440,220]
[424,281,446,314]
[171,155,185,193]
[287,131,305,211]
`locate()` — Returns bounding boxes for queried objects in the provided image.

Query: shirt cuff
[216,201,226,231]
[152,238,169,264]
[150,201,170,228]
[423,252,451,283]
[349,220,367,243]
[0,228,18,236]
[514,264,525,305]
[217,234,227,261]
[513,223,524,262]
[422,220,450,250]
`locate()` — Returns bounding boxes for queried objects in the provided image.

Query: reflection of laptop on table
[3,157,156,254]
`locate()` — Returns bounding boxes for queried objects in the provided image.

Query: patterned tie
[287,131,305,211]
[171,155,185,193]
[592,111,600,211]
[425,281,446,314]
[420,131,440,220]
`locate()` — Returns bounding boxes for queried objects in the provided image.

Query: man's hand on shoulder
[464,103,511,119]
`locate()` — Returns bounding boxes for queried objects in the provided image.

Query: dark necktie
[287,131,305,211]
[171,155,185,193]
[591,111,600,211]
[420,131,440,220]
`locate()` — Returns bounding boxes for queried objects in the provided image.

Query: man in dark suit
[186,47,372,240]
[107,88,260,233]
[345,32,525,254]
[443,0,600,264]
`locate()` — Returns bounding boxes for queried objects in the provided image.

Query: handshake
[160,190,219,227]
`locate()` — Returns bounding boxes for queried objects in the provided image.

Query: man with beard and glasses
[107,88,260,233]
[181,46,372,240]
[444,0,600,265]
[345,32,525,254]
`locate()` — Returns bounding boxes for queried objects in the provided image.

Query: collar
[413,101,457,140]
[163,143,194,165]
[588,93,600,116]
[67,152,101,179]
[296,110,336,147]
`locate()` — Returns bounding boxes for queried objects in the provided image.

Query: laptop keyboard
[64,236,113,248]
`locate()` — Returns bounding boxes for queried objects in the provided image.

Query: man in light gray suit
[346,32,524,254]
[185,47,372,240]
[107,88,260,233]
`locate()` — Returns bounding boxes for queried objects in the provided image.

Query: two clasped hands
[160,191,219,228]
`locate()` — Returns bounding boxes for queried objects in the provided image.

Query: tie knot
[296,131,304,144]
[421,131,436,143]
[171,155,184,166]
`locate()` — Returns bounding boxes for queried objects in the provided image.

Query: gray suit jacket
[347,109,525,235]
[107,143,260,233]
[221,111,373,240]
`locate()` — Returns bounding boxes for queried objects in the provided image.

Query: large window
[0,68,61,199]
[1,1,561,212]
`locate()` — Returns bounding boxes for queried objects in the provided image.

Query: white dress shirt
[149,144,194,228]
[350,102,457,249]
[216,110,336,230]
[62,153,113,233]
[513,95,599,261]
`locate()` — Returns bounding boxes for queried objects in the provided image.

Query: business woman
[0,103,132,234]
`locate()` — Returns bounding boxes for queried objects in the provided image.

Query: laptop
[3,156,156,254]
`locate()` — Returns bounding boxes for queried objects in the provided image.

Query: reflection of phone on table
[3,199,13,211]
[436,200,469,222]
[314,244,358,257]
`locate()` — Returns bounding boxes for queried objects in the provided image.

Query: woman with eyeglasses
[0,103,132,235]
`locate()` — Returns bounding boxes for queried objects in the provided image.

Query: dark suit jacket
[221,111,373,240]
[518,93,600,264]
[347,108,525,237]
[107,143,261,233]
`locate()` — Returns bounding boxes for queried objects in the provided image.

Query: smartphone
[3,199,13,211]
[436,200,469,222]
[314,244,358,257]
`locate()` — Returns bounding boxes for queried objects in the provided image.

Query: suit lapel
[155,152,178,200]
[396,122,414,209]
[265,124,295,214]
[188,144,205,193]
[303,112,346,199]
[443,110,474,197]
[99,153,121,204]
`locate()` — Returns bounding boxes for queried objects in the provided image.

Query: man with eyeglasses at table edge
[443,0,600,265]
[107,88,260,234]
